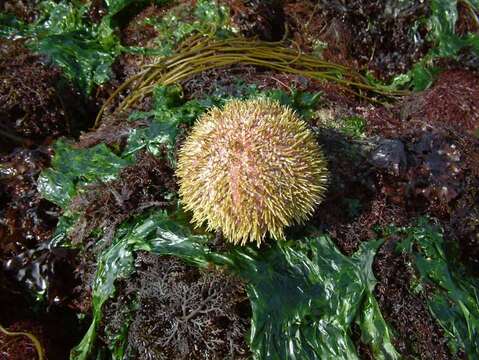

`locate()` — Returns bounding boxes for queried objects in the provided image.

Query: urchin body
[176,98,328,246]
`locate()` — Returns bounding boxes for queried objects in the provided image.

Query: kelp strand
[0,323,45,360]
[95,37,410,126]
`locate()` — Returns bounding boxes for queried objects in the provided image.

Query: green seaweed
[146,0,234,56]
[0,13,31,37]
[38,84,323,254]
[104,298,138,360]
[0,1,174,93]
[70,221,137,360]
[391,218,479,357]
[342,116,367,138]
[427,0,479,58]
[393,0,479,90]
[125,85,223,166]
[235,235,399,360]
[261,89,323,120]
[38,86,396,359]
[0,1,123,93]
[126,84,323,166]
[21,0,232,93]
[70,210,400,360]
[37,140,131,207]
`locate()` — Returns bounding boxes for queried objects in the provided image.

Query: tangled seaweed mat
[71,210,399,360]
[35,84,479,359]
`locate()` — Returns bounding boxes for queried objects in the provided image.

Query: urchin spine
[176,98,328,246]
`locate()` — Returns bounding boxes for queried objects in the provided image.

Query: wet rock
[0,267,84,360]
[0,147,58,256]
[369,138,407,176]
[374,128,465,215]
[4,242,78,305]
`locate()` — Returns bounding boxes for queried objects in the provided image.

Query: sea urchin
[176,98,328,246]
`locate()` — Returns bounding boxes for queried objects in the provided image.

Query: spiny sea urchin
[176,98,328,246]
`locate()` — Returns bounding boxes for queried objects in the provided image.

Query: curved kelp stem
[95,36,410,127]
[0,323,45,360]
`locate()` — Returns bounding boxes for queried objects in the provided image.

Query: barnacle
[176,98,328,246]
